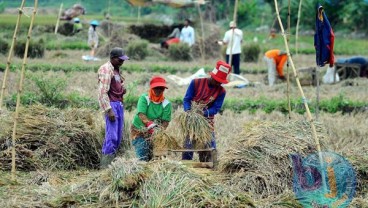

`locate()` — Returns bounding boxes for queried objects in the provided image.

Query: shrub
[242,43,261,62]
[126,40,149,60]
[32,75,67,107]
[168,43,192,61]
[0,37,8,55]
[14,39,45,58]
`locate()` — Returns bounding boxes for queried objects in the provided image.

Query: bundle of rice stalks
[172,103,213,149]
[152,129,180,152]
[345,148,368,196]
[0,104,102,171]
[219,120,329,198]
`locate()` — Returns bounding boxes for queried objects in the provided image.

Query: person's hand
[107,109,116,122]
[145,121,157,134]
[217,40,223,45]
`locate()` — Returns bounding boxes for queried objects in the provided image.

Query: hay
[0,104,102,171]
[172,103,213,149]
[219,120,329,198]
[152,130,180,152]
[96,31,141,57]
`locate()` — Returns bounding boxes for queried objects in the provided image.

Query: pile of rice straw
[219,120,329,198]
[0,104,102,171]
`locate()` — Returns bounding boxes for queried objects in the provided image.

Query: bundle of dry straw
[219,120,329,198]
[172,102,213,149]
[0,104,102,171]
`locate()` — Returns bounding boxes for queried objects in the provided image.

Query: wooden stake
[0,0,26,110]
[287,0,291,119]
[274,0,327,192]
[11,0,38,181]
[196,3,206,64]
[228,0,238,66]
[295,0,303,55]
[54,3,63,34]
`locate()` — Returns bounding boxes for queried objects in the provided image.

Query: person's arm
[137,95,150,125]
[98,66,112,112]
[203,91,226,117]
[218,31,229,45]
[183,80,195,111]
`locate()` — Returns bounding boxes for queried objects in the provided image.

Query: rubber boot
[100,154,115,169]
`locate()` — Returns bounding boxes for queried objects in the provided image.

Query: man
[263,49,288,86]
[98,47,129,168]
[217,21,243,75]
[182,60,231,162]
[180,19,195,47]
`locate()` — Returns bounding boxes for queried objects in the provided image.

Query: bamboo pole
[0,0,26,110]
[295,0,302,55]
[274,0,326,192]
[54,3,63,34]
[228,0,238,67]
[11,0,38,181]
[196,3,206,64]
[286,0,291,119]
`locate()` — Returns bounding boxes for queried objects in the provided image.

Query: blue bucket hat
[73,18,80,23]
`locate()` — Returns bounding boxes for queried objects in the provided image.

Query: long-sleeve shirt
[180,26,195,46]
[98,62,125,112]
[88,26,98,47]
[265,49,288,77]
[183,78,225,118]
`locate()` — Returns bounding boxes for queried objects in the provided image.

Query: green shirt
[132,93,172,130]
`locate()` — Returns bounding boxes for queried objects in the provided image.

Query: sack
[323,66,340,84]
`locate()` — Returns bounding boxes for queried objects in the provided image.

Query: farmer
[263,49,288,86]
[180,19,195,47]
[98,47,129,168]
[182,60,231,162]
[72,17,82,34]
[217,21,243,75]
[88,20,99,58]
[161,27,181,49]
[131,76,172,161]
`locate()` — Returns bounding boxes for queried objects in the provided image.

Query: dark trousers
[182,133,216,162]
[226,53,241,75]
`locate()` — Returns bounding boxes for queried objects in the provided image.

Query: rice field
[0,15,368,207]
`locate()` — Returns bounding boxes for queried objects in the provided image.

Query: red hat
[209,60,231,84]
[150,76,168,89]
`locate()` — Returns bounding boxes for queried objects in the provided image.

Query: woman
[88,20,99,58]
[131,76,172,161]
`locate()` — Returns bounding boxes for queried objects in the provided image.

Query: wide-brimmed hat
[110,47,129,61]
[90,20,99,26]
[150,76,168,89]
[209,60,231,84]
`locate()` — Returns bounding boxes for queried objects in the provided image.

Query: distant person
[72,18,82,34]
[263,49,288,86]
[98,47,129,168]
[180,19,195,47]
[161,28,181,49]
[217,21,243,75]
[182,60,231,162]
[88,20,99,58]
[131,76,172,161]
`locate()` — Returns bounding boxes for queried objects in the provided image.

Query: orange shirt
[265,49,288,77]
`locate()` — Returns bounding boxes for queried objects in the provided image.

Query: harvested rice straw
[152,129,180,152]
[174,102,212,149]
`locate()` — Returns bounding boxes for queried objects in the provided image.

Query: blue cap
[73,18,80,22]
[90,20,99,26]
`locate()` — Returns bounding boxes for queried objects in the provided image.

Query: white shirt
[223,28,243,55]
[180,26,195,46]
